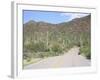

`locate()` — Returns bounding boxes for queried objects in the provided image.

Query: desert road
[24,47,91,69]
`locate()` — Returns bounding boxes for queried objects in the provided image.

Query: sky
[23,10,90,24]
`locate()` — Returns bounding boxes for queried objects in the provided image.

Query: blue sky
[23,10,89,24]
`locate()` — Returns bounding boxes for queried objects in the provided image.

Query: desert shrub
[80,43,91,59]
[24,41,47,52]
[32,41,47,52]
[23,52,28,59]
[24,41,34,52]
[24,41,48,58]
[23,52,33,61]
[51,42,63,53]
[27,58,31,62]
[37,53,45,58]
[44,48,50,52]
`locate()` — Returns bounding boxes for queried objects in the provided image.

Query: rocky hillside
[23,15,91,39]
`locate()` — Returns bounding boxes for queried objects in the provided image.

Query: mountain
[23,15,91,40]
[57,15,90,32]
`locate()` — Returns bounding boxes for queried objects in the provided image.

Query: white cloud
[61,13,89,22]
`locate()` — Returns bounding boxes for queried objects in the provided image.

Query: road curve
[24,47,91,69]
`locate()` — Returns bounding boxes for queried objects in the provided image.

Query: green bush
[24,41,47,52]
[23,52,33,61]
[80,45,91,59]
[32,41,47,52]
[51,43,63,53]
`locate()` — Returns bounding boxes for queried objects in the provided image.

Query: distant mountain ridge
[23,15,91,39]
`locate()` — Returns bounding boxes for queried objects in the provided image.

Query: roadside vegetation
[23,31,91,62]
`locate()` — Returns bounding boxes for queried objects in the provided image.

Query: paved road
[24,47,91,69]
